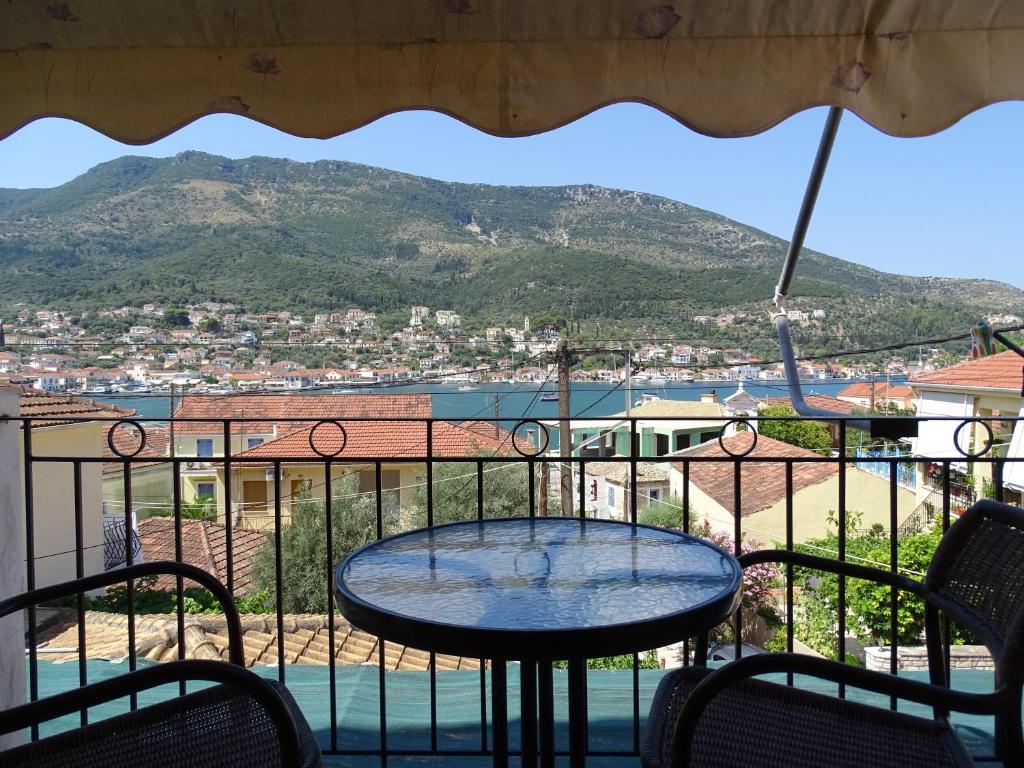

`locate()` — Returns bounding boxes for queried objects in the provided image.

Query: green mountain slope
[0,152,1019,346]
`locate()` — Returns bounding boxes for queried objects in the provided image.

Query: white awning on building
[1003,406,1024,493]
[912,390,974,460]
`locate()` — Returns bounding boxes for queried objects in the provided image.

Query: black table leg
[538,661,555,768]
[492,659,508,768]
[568,658,588,768]
[694,632,710,667]
[521,659,538,768]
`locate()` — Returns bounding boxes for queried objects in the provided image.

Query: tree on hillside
[757,405,833,454]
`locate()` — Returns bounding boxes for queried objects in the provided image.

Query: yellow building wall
[214,462,421,528]
[21,423,105,587]
[671,466,916,545]
[103,465,174,519]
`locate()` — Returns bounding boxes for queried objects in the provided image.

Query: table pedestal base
[491,659,588,768]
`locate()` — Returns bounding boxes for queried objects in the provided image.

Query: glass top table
[335,517,741,661]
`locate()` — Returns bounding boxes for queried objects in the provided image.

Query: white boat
[457,384,480,391]
[539,392,559,402]
[634,392,662,407]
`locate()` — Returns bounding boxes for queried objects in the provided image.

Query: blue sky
[1,102,1021,287]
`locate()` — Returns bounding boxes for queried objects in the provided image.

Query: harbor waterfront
[94,379,874,421]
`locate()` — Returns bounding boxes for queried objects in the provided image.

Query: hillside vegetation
[0,152,1019,353]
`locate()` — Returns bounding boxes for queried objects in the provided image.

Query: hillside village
[3,301,1006,394]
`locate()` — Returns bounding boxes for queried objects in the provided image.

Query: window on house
[247,437,264,449]
[196,439,214,458]
[674,433,691,451]
[196,482,215,501]
[699,432,717,444]
[649,488,661,503]
[590,480,598,500]
[607,486,615,508]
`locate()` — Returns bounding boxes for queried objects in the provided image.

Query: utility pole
[491,391,500,439]
[557,340,573,517]
[625,348,632,417]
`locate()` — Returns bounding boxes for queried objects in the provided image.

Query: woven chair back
[925,499,1024,685]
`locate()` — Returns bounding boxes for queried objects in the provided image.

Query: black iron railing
[4,410,1022,761]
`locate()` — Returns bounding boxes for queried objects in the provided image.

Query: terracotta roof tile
[38,611,480,671]
[102,424,170,475]
[911,351,1024,392]
[137,517,267,595]
[761,395,862,414]
[837,382,915,400]
[618,400,727,418]
[671,432,837,517]
[235,419,517,459]
[17,388,134,427]
[172,393,431,435]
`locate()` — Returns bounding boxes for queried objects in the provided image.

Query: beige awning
[2,1,1023,144]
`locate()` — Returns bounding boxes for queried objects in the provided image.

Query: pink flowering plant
[695,523,782,645]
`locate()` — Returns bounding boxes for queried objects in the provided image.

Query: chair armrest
[0,561,244,666]
[0,660,301,764]
[672,653,1009,768]
[739,549,925,595]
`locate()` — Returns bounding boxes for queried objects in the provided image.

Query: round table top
[335,517,741,660]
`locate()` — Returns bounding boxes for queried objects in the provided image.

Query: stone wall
[865,645,994,672]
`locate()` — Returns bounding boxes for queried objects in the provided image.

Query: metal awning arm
[771,106,870,431]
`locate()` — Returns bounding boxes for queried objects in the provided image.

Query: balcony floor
[32,661,1005,767]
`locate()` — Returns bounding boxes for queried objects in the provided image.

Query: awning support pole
[772,107,870,431]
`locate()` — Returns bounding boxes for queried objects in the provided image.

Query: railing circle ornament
[511,419,550,457]
[106,419,147,458]
[952,418,994,459]
[308,420,348,458]
[718,419,757,458]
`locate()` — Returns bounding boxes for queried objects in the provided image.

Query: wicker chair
[642,499,1024,768]
[0,561,321,768]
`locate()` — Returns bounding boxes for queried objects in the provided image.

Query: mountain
[0,152,1020,350]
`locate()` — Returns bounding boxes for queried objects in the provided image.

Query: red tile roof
[235,420,517,459]
[911,351,1024,392]
[102,424,170,475]
[761,395,862,414]
[137,517,267,595]
[17,388,134,427]
[171,393,431,435]
[671,432,837,517]
[837,382,915,400]
[38,611,480,671]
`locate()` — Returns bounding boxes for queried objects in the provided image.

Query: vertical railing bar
[630,453,638,526]
[72,461,87,725]
[529,455,536,518]
[578,459,586,518]
[838,420,847,698]
[325,459,338,752]
[22,421,38,740]
[889,467,899,710]
[630,419,638,525]
[379,640,388,767]
[733,460,742,661]
[425,423,437,753]
[222,421,234,594]
[172,458,185,697]
[683,460,691,667]
[273,460,284,685]
[426,421,434,527]
[477,460,484,521]
[123,458,137,711]
[632,651,640,753]
[941,460,952,683]
[479,661,489,752]
[785,460,794,687]
[375,461,383,540]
